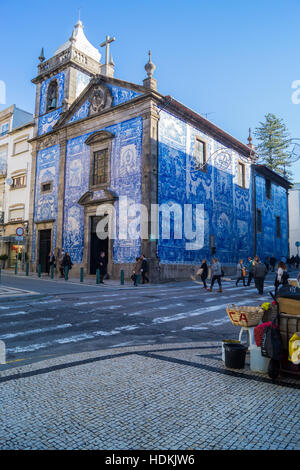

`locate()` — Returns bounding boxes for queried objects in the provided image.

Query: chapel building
[28,21,290,280]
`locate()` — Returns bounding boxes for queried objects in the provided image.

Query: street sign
[16,227,24,237]
[15,236,24,242]
[296,241,300,247]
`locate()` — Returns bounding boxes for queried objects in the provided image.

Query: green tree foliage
[254,113,292,179]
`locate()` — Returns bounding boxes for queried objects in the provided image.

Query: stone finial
[38,48,45,63]
[109,54,115,66]
[143,50,157,90]
[145,50,156,78]
[247,128,255,149]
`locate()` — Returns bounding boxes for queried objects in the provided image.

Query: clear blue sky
[1,0,300,180]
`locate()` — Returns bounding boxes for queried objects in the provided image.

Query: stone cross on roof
[100,35,116,65]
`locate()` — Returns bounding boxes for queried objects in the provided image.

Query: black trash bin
[224,343,247,369]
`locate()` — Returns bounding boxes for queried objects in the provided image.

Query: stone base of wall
[33,262,237,282]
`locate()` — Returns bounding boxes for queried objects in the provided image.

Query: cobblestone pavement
[0,342,299,450]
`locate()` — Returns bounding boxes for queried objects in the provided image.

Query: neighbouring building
[288,182,300,257]
[0,105,34,267]
[27,20,291,279]
[254,165,291,263]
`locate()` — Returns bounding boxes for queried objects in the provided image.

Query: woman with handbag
[197,259,208,289]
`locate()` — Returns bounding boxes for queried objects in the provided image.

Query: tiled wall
[62,117,143,264]
[255,174,288,260]
[38,72,65,136]
[32,144,60,262]
[157,110,253,265]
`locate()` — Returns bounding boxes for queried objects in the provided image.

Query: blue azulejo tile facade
[32,145,60,262]
[62,117,143,264]
[255,173,289,260]
[38,72,65,136]
[157,110,253,266]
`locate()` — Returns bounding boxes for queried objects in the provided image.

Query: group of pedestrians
[194,254,297,296]
[47,250,73,278]
[131,255,149,286]
[235,256,290,295]
[194,258,224,293]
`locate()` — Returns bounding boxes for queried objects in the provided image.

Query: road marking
[0,323,73,340]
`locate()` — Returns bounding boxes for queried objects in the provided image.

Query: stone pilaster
[141,102,160,282]
[27,141,38,271]
[56,131,67,253]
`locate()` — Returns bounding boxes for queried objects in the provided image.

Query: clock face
[6,177,13,186]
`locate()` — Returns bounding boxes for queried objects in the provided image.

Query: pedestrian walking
[246,256,254,286]
[198,259,208,289]
[208,258,223,293]
[252,256,267,295]
[62,252,73,274]
[274,261,289,295]
[140,255,149,284]
[270,255,276,272]
[58,249,65,278]
[98,251,107,284]
[264,256,270,272]
[131,257,142,286]
[47,251,56,276]
[236,259,246,287]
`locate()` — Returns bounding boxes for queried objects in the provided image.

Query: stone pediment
[53,77,114,128]
[52,76,145,129]
[85,130,114,145]
[78,189,118,206]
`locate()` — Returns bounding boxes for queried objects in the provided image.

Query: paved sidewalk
[0,342,299,450]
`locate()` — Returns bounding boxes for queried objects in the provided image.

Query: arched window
[46,80,58,112]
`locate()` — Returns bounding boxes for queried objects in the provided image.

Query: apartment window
[257,209,262,233]
[266,178,271,200]
[195,138,206,169]
[92,149,108,186]
[276,216,281,238]
[9,206,24,222]
[14,139,28,155]
[1,123,9,136]
[0,147,7,173]
[237,162,246,188]
[12,174,26,189]
[41,182,52,193]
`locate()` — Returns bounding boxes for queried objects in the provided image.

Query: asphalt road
[0,272,282,370]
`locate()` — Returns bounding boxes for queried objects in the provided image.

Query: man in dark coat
[253,257,267,294]
[98,251,107,284]
[140,255,149,284]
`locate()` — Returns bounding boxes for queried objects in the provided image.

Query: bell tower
[32,20,101,136]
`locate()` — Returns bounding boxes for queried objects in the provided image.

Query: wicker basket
[226,304,264,327]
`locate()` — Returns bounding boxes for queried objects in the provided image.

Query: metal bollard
[50,264,54,279]
[15,262,18,275]
[96,269,100,284]
[38,264,41,278]
[26,263,29,276]
[120,269,124,285]
[0,267,1,283]
[80,267,84,283]
[65,266,69,281]
[136,274,140,285]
